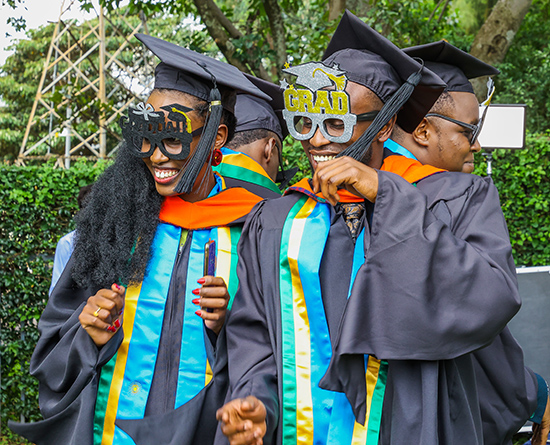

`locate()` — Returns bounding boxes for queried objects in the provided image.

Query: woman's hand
[193,276,230,335]
[79,283,125,346]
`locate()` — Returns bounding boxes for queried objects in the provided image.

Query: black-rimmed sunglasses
[425,111,486,145]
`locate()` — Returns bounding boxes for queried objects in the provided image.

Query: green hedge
[2,132,550,436]
[0,160,107,438]
[474,130,550,266]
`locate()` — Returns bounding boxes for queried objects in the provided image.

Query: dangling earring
[211,148,223,166]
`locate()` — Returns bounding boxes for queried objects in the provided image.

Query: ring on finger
[93,306,102,317]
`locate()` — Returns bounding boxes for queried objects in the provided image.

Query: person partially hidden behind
[49,184,93,295]
[215,11,539,445]
[387,40,550,445]
[215,75,297,196]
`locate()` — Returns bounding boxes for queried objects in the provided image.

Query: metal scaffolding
[17,0,154,167]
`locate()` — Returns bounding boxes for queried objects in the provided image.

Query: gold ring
[93,306,102,317]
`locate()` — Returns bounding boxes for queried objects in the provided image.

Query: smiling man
[216,11,534,445]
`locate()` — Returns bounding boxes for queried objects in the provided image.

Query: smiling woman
[8,33,273,445]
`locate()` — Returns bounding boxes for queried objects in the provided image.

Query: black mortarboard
[136,33,270,113]
[235,74,288,141]
[237,74,298,188]
[322,10,446,133]
[404,40,500,93]
[133,33,270,195]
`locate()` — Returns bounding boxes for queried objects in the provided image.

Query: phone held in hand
[204,239,216,276]
[203,240,216,313]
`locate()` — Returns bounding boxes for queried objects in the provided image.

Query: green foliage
[0,160,107,437]
[358,0,468,48]
[494,0,550,134]
[474,131,550,266]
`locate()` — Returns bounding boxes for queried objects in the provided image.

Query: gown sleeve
[320,171,521,419]
[9,255,122,445]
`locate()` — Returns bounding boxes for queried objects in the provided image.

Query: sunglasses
[425,78,496,146]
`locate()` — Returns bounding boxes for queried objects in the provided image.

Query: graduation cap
[322,11,446,134]
[235,74,287,141]
[129,33,270,195]
[236,74,298,188]
[403,40,500,93]
[280,11,445,163]
[136,33,270,110]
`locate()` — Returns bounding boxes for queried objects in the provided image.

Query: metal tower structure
[17,0,154,167]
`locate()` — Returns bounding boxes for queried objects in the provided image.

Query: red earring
[211,148,223,166]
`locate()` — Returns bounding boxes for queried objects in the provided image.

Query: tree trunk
[263,0,287,77]
[470,0,532,99]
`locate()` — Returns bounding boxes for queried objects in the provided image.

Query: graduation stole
[93,179,250,445]
[279,157,443,445]
[213,146,282,195]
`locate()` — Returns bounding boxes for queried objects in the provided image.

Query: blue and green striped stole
[92,222,241,445]
[279,194,387,445]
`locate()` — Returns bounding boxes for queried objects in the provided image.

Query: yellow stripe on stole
[223,153,273,180]
[350,356,382,444]
[100,283,142,445]
[288,198,318,445]
[216,227,232,286]
[205,360,213,386]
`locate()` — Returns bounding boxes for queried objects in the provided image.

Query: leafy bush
[474,130,550,266]
[0,160,107,437]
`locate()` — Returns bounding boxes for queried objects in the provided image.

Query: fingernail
[192,288,200,295]
[197,278,206,284]
[192,298,200,305]
[114,319,121,329]
[107,326,117,333]
[195,310,202,316]
[114,283,121,290]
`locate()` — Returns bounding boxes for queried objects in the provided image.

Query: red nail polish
[114,319,121,329]
[114,283,121,290]
[192,288,200,295]
[107,326,117,333]
[192,298,200,305]
[197,278,206,284]
[119,309,124,316]
[195,310,202,316]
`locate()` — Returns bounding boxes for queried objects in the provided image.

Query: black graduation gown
[219,170,533,445]
[9,177,279,445]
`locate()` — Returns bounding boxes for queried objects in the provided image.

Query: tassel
[338,67,423,162]
[174,63,223,195]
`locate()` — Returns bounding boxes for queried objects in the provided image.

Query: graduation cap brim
[322,10,446,133]
[241,73,289,140]
[404,41,500,79]
[136,33,270,102]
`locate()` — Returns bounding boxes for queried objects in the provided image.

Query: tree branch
[262,0,287,73]
[193,0,250,73]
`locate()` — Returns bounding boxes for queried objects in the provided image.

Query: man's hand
[217,396,267,445]
[532,395,550,445]
[193,276,230,335]
[79,283,125,346]
[312,156,379,205]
